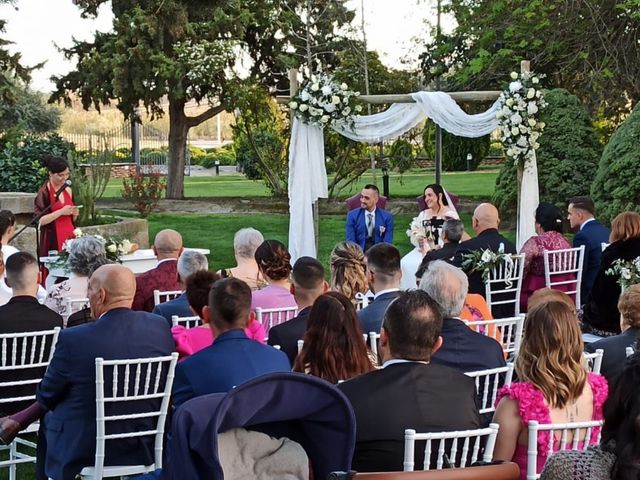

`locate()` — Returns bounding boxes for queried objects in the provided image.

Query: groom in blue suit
[346,184,394,251]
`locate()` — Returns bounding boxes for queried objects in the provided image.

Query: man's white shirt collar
[366,207,376,215]
[374,287,400,300]
[157,258,178,266]
[580,218,595,231]
[382,359,429,368]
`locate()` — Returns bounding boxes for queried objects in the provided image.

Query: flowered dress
[495,373,608,480]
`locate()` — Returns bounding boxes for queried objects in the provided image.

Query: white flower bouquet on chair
[606,257,640,289]
[461,244,517,287]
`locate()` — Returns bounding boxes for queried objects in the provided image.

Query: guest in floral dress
[519,203,573,311]
[492,301,608,480]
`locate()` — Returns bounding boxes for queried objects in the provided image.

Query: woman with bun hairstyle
[251,239,296,313]
[34,155,79,258]
[519,202,573,311]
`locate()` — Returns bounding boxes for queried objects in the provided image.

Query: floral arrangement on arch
[461,244,516,286]
[496,71,547,165]
[289,70,362,129]
[606,257,640,289]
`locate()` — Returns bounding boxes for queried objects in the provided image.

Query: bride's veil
[442,187,459,219]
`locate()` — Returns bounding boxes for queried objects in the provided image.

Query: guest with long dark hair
[294,292,375,383]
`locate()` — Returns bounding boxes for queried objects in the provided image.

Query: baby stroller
[162,372,356,479]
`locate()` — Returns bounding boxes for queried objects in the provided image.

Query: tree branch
[185,104,225,128]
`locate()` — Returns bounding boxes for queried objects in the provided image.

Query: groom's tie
[367,212,374,238]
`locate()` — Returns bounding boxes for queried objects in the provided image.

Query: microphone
[54,180,72,199]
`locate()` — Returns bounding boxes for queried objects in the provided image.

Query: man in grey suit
[357,243,401,335]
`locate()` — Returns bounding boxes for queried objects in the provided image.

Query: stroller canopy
[164,372,356,479]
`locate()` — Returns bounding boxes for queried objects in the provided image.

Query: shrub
[493,89,602,218]
[198,148,236,168]
[422,119,489,171]
[121,169,166,218]
[592,102,640,224]
[235,129,284,183]
[388,138,414,173]
[0,133,74,192]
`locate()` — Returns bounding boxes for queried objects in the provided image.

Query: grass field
[103,169,499,200]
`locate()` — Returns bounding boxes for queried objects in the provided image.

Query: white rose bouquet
[496,71,547,166]
[606,257,640,289]
[52,232,138,272]
[461,244,516,286]
[289,69,362,129]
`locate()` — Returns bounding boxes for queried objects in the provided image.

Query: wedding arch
[280,61,540,262]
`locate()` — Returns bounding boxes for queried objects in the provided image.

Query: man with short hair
[567,196,610,303]
[420,260,505,372]
[346,184,394,251]
[152,250,208,325]
[267,257,328,364]
[424,218,463,263]
[132,229,184,311]
[338,290,480,472]
[172,277,290,408]
[35,264,174,480]
[357,243,402,335]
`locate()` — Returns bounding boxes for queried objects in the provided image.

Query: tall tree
[51,0,354,199]
[420,0,640,120]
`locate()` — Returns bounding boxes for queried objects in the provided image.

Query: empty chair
[484,254,525,317]
[153,290,183,307]
[78,353,179,479]
[543,246,585,307]
[255,306,298,333]
[65,297,90,320]
[403,424,500,471]
[464,315,525,358]
[171,315,202,329]
[464,364,514,416]
[526,419,604,479]
[583,349,604,374]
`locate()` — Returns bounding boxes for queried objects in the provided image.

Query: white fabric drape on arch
[287,91,538,261]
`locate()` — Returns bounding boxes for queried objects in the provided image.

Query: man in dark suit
[152,250,208,325]
[585,284,640,383]
[34,264,175,480]
[172,277,290,409]
[132,229,184,312]
[420,260,506,373]
[338,290,480,472]
[357,243,401,335]
[452,203,516,317]
[567,196,610,304]
[346,184,394,251]
[423,218,463,264]
[0,252,62,415]
[267,257,328,364]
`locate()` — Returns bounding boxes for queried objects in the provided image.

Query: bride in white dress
[400,184,459,290]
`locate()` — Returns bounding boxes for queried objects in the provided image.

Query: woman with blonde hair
[492,301,608,479]
[329,241,368,302]
[582,211,640,335]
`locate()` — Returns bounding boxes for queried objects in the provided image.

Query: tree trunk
[167,97,188,200]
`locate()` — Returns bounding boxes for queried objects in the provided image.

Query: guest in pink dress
[492,301,608,480]
[172,271,265,359]
[520,203,573,311]
[251,240,297,325]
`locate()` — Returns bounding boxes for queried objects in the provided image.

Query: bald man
[132,229,184,312]
[452,203,516,314]
[35,264,174,480]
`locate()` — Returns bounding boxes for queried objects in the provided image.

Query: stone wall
[80,162,137,179]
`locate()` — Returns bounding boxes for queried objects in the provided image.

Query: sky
[0,0,443,93]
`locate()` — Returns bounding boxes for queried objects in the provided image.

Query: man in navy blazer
[568,196,610,304]
[152,250,209,325]
[172,277,290,408]
[357,244,402,335]
[35,264,175,480]
[346,184,394,251]
[420,260,505,373]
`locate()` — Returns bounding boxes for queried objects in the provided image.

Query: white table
[41,248,210,289]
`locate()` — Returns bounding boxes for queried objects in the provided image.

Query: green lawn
[103,169,498,200]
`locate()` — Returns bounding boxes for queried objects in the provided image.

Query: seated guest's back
[132,229,183,312]
[419,260,506,372]
[338,290,480,472]
[268,257,328,364]
[172,271,265,359]
[541,352,640,480]
[586,285,640,383]
[251,240,296,311]
[172,278,290,408]
[357,243,401,335]
[218,227,266,290]
[0,252,62,415]
[492,301,608,480]
[153,250,208,324]
[329,241,368,303]
[294,291,375,383]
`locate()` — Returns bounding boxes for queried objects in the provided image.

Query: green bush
[493,89,602,217]
[422,120,489,171]
[196,147,236,168]
[388,138,414,173]
[0,133,74,193]
[235,129,284,183]
[592,102,640,224]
